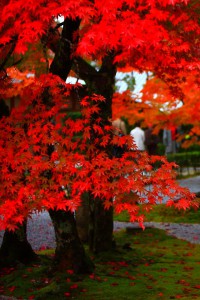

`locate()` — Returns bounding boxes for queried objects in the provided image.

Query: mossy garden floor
[1,227,200,299]
[1,193,200,300]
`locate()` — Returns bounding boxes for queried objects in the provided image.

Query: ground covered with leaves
[1,227,200,300]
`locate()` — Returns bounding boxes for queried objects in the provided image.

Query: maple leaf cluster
[0,74,197,230]
[133,70,200,146]
[1,0,200,67]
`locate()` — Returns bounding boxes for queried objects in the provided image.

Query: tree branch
[99,50,116,74]
[72,56,98,83]
[0,37,17,72]
[54,21,65,31]
[49,17,81,81]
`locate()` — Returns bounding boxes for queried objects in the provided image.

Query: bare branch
[0,37,18,72]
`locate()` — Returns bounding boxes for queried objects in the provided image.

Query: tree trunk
[89,196,114,253]
[0,221,37,267]
[76,192,90,242]
[49,18,116,254]
[49,209,94,273]
[47,17,94,273]
[73,53,117,253]
[49,18,81,81]
[0,102,37,267]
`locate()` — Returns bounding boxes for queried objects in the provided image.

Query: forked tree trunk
[0,221,37,267]
[49,18,116,255]
[49,209,94,273]
[47,17,94,274]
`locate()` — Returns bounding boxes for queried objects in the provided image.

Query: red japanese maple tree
[0,73,196,227]
[0,0,200,271]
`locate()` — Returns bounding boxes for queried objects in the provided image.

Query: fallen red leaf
[89,273,95,279]
[175,295,183,299]
[111,282,119,286]
[64,292,70,297]
[130,282,135,286]
[183,266,194,271]
[194,285,200,289]
[158,292,164,297]
[70,284,78,289]
[147,285,153,289]
[8,286,16,292]
[66,269,74,275]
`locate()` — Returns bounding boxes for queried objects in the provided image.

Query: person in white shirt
[130,121,145,151]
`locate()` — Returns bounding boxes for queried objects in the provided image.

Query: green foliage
[144,204,200,223]
[167,152,200,169]
[179,144,200,153]
[122,73,136,91]
[157,143,166,155]
[115,73,136,93]
[1,230,200,299]
[114,202,200,224]
[114,210,130,222]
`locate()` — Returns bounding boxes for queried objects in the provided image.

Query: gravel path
[1,213,200,250]
[114,221,200,244]
[178,175,200,194]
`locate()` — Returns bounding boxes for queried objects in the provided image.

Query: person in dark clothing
[145,125,159,155]
[112,118,127,158]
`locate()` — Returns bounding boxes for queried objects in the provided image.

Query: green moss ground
[114,198,200,224]
[1,228,200,299]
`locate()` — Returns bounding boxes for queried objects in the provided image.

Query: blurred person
[112,117,127,136]
[163,125,177,154]
[130,120,145,151]
[145,124,159,155]
[112,117,127,158]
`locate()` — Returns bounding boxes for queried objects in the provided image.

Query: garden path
[114,221,200,245]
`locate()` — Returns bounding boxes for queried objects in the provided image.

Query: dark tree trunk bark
[0,101,37,267]
[73,53,117,253]
[0,221,37,267]
[49,17,81,81]
[48,16,117,255]
[89,197,114,253]
[48,16,117,254]
[49,209,94,273]
[48,17,94,273]
[76,192,90,242]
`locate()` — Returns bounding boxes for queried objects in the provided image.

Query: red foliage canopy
[1,0,200,73]
[0,74,196,230]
